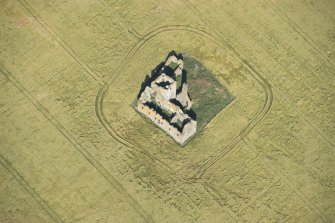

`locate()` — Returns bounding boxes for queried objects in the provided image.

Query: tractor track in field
[183,0,335,147]
[261,0,335,69]
[193,59,273,179]
[242,139,328,222]
[180,1,330,221]
[0,154,64,223]
[6,0,331,221]
[17,0,106,86]
[15,0,274,219]
[0,65,155,223]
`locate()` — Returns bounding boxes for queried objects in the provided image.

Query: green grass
[168,62,179,70]
[183,54,234,131]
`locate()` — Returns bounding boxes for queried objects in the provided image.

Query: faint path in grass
[243,139,328,222]
[182,0,335,147]
[201,181,240,223]
[0,65,154,223]
[17,0,105,86]
[15,0,274,218]
[0,154,64,223]
[95,86,134,148]
[14,0,325,220]
[261,0,335,68]
[181,0,330,221]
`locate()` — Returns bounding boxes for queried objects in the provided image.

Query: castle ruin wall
[136,103,196,145]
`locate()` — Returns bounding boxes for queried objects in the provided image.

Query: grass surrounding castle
[184,54,234,130]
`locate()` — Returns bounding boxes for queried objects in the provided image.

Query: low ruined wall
[181,120,197,142]
[137,103,196,145]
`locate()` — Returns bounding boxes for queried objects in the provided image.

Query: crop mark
[201,182,239,223]
[183,0,335,147]
[180,1,330,221]
[239,178,281,213]
[261,0,335,69]
[95,86,133,148]
[0,154,64,223]
[243,139,328,222]
[129,27,145,40]
[194,61,273,179]
[13,0,328,221]
[0,65,154,223]
[223,1,335,147]
[17,0,105,86]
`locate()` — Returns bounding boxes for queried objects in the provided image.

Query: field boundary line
[0,65,154,223]
[183,0,334,147]
[243,138,327,222]
[16,0,105,86]
[239,178,280,213]
[0,154,64,223]
[98,0,144,41]
[261,0,335,68]
[201,182,239,223]
[193,59,273,178]
[224,4,335,147]
[181,1,330,221]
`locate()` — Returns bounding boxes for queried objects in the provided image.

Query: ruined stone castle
[135,51,197,145]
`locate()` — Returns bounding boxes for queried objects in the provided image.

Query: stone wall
[137,102,196,145]
[151,74,176,100]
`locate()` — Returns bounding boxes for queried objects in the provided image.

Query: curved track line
[184,0,335,147]
[95,25,272,181]
[17,0,273,218]
[181,1,329,221]
[221,0,335,147]
[201,182,239,222]
[96,25,221,150]
[0,154,64,223]
[0,66,154,223]
[193,61,273,179]
[95,85,133,148]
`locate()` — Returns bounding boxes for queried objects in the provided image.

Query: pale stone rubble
[136,51,197,145]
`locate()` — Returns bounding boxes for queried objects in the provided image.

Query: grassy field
[0,0,334,222]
